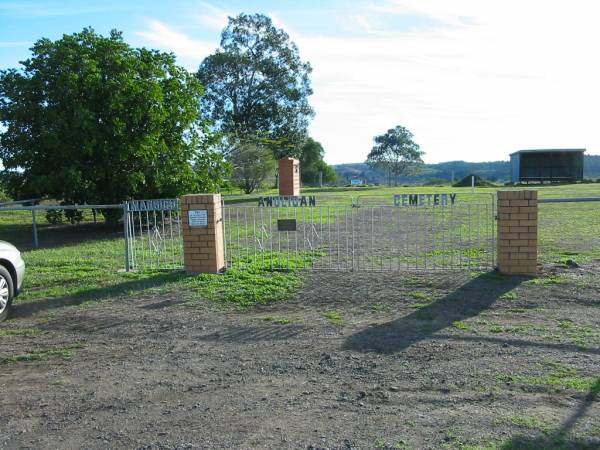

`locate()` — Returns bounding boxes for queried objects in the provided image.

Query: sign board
[188,209,208,227]
[277,219,297,232]
[258,196,316,207]
[128,199,179,212]
[350,179,363,186]
[393,193,457,207]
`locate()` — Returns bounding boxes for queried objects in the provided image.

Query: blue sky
[1,0,600,164]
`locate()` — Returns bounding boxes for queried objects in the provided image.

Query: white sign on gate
[188,209,208,227]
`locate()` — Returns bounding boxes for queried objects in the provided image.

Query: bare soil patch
[1,269,599,449]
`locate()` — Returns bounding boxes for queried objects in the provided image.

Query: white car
[0,241,25,322]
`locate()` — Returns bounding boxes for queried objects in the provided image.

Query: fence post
[497,190,538,275]
[31,209,39,248]
[122,202,130,272]
[180,194,225,274]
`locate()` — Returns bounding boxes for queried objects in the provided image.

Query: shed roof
[510,148,585,156]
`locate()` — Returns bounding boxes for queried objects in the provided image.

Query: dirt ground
[1,267,600,450]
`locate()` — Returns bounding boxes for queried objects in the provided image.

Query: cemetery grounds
[0,184,599,449]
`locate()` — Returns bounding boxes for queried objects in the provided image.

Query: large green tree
[226,133,276,194]
[0,28,226,219]
[366,125,424,186]
[197,13,314,159]
[300,137,336,185]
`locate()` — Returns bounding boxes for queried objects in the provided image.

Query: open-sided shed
[510,149,585,183]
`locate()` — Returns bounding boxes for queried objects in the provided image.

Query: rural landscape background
[1,1,600,449]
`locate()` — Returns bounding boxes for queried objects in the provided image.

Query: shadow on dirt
[500,378,599,450]
[10,272,185,320]
[343,272,524,354]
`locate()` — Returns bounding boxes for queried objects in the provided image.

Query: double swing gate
[223,197,496,272]
[125,195,496,272]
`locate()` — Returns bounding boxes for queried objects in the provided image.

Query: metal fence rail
[223,204,496,271]
[0,203,124,249]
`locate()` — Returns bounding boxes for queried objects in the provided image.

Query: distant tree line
[336,155,600,185]
[0,14,336,220]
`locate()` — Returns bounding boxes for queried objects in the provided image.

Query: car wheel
[0,266,14,322]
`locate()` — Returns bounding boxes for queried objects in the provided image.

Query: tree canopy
[366,125,424,186]
[197,13,314,159]
[226,133,276,194]
[0,28,227,215]
[299,137,336,185]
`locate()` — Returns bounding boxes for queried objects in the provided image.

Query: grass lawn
[1,183,599,312]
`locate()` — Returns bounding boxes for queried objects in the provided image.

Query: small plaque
[277,219,297,232]
[188,209,208,227]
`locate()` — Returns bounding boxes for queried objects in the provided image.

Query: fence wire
[125,200,183,271]
[223,204,496,271]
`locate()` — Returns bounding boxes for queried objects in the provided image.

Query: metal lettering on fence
[125,199,183,271]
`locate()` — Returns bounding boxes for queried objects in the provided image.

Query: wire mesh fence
[537,198,600,265]
[223,203,496,271]
[125,199,184,271]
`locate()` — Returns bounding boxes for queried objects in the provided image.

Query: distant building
[510,149,585,183]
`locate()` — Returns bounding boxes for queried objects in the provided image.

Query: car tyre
[0,265,14,323]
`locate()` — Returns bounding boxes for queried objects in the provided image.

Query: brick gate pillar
[497,190,538,275]
[279,157,300,196]
[180,194,225,274]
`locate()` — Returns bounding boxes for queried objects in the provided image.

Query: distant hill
[333,155,600,185]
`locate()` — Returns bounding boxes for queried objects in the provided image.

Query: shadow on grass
[11,271,186,319]
[500,378,600,450]
[343,272,524,354]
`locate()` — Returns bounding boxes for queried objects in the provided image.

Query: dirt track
[1,269,600,449]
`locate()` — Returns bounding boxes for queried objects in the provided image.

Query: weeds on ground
[500,291,518,300]
[452,321,468,330]
[322,311,343,325]
[256,315,292,325]
[499,361,599,393]
[0,328,41,336]
[1,343,84,364]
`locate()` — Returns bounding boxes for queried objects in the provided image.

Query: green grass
[1,343,84,364]
[0,327,41,336]
[500,291,518,300]
[501,362,600,393]
[527,276,570,285]
[509,415,553,433]
[408,291,432,300]
[322,311,343,325]
[452,321,468,330]
[255,315,292,325]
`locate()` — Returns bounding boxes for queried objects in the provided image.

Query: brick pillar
[497,190,538,275]
[279,157,300,196]
[180,194,225,274]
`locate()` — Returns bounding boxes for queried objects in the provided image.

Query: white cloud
[135,1,600,164]
[134,19,216,70]
[193,2,231,30]
[288,0,600,163]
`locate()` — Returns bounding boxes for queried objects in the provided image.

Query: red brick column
[279,157,300,196]
[180,194,225,274]
[497,190,538,275]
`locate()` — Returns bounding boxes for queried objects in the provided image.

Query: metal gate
[124,199,183,271]
[223,202,496,271]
